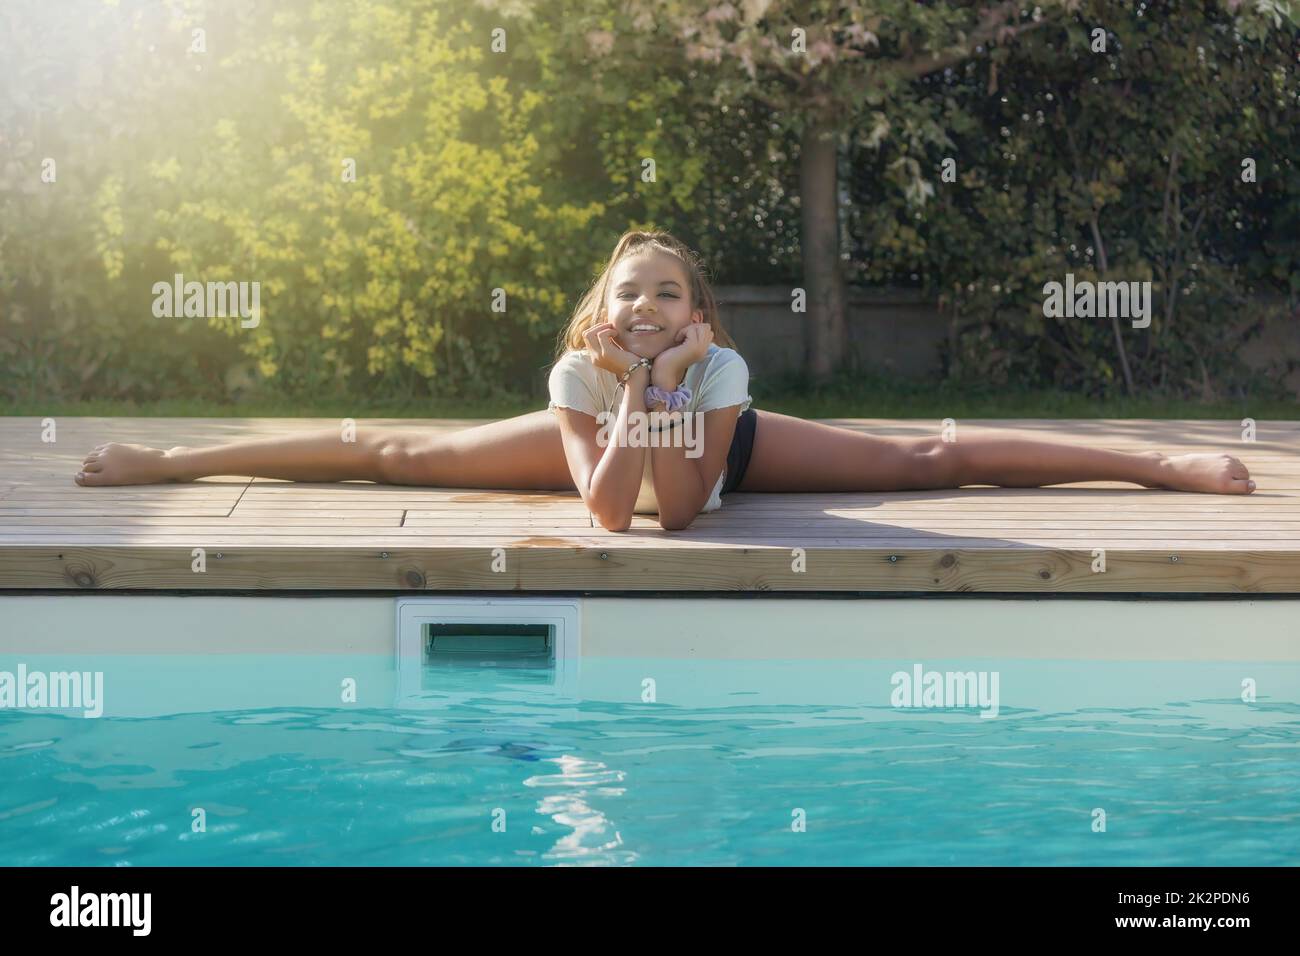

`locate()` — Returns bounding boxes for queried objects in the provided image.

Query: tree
[586,1,1074,382]
[841,0,1299,400]
[579,0,1294,382]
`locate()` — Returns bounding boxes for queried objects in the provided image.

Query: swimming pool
[2,649,1296,866]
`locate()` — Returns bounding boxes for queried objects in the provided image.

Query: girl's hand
[651,321,713,387]
[583,321,644,377]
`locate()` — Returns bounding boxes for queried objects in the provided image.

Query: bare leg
[75,410,577,490]
[739,411,1255,495]
[378,410,576,490]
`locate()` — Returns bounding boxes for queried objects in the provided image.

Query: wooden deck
[1,417,1298,592]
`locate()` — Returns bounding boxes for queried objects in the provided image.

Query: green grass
[1,374,1293,420]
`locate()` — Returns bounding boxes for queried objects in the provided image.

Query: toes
[82,462,104,474]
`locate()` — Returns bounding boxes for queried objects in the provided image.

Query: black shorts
[721,407,757,495]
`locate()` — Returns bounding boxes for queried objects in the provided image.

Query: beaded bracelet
[604,358,654,417]
[618,357,653,386]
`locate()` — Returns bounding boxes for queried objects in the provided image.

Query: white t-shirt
[547,343,753,515]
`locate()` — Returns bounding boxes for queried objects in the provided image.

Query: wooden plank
[1,532,1297,547]
[58,483,1285,501]
[3,493,245,502]
[0,508,237,518]
[2,416,1298,592]
[0,522,1293,539]
[233,501,585,510]
[0,545,1296,592]
[787,501,1300,513]
[0,517,407,529]
[2,532,1297,547]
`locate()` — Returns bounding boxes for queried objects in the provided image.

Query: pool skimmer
[395,597,580,704]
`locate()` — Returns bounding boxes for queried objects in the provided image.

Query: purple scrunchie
[645,384,692,412]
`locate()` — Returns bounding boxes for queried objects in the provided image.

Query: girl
[75,229,1256,530]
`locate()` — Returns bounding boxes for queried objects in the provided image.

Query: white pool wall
[1,594,1297,660]
[1,595,1296,718]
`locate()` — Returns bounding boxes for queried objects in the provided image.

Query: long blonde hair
[554,229,736,361]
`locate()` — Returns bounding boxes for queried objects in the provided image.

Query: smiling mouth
[629,325,663,334]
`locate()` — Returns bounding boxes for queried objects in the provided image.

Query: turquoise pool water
[1,656,1297,866]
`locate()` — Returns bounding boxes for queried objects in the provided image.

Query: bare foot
[1145,452,1256,495]
[74,443,190,486]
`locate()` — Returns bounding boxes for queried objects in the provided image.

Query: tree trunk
[1088,215,1135,396]
[799,111,846,384]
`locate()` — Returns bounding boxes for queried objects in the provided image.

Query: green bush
[842,0,1298,400]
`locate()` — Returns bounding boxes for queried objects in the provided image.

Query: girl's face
[602,250,704,359]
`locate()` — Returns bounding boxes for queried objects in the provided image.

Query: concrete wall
[715,285,946,384]
[715,285,1300,396]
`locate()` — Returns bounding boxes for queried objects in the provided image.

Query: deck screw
[381,552,390,559]
[1170,555,1179,562]
[600,552,609,560]
[888,554,898,563]
[215,552,224,559]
